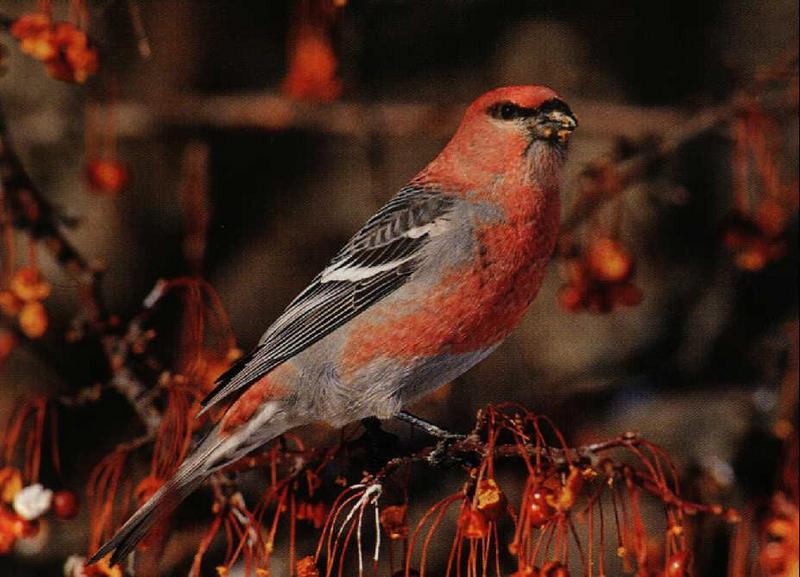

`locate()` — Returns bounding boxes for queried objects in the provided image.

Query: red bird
[91,85,577,565]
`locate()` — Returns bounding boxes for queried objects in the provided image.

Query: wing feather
[199,186,455,413]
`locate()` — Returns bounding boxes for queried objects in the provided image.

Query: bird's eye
[490,102,522,121]
[499,103,517,119]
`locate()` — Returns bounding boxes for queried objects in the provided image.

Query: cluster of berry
[10,13,98,83]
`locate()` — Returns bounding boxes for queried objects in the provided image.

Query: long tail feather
[88,431,220,566]
[89,471,205,566]
[90,401,293,567]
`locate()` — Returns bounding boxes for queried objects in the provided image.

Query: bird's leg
[395,411,465,440]
[361,416,384,432]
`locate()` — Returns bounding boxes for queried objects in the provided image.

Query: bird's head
[431,86,577,192]
[465,85,577,148]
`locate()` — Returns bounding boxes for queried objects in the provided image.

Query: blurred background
[0,1,797,576]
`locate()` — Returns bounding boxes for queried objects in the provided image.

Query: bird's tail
[88,462,206,567]
[89,402,292,567]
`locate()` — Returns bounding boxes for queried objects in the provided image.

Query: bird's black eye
[499,103,518,120]
[490,101,522,120]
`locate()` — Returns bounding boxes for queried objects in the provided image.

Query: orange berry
[475,478,507,521]
[10,267,51,302]
[765,517,793,539]
[1,507,39,539]
[735,244,768,271]
[85,160,129,194]
[18,302,48,338]
[586,238,633,282]
[0,468,22,504]
[10,13,56,61]
[46,22,98,83]
[563,260,589,286]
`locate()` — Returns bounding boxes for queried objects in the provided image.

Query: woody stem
[395,411,465,440]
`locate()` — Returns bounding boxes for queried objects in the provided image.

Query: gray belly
[305,345,500,426]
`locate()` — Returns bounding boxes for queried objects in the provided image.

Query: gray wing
[199,185,456,413]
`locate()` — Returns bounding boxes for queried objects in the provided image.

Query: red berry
[85,159,129,194]
[459,507,489,539]
[52,490,79,520]
[528,488,556,527]
[557,284,584,312]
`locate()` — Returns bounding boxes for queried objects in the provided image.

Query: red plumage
[90,85,577,567]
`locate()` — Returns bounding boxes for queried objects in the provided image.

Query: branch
[560,70,797,238]
[0,99,166,436]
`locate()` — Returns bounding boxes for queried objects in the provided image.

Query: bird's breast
[338,192,559,376]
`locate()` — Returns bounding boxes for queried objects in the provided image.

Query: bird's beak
[533,109,578,144]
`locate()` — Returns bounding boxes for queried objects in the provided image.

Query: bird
[90,85,577,566]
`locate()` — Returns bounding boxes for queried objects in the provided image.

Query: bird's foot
[354,417,401,472]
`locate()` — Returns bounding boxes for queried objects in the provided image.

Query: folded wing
[199,185,455,414]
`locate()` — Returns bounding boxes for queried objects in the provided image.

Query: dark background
[0,0,797,575]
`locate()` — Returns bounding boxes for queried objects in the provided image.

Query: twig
[0,98,166,435]
[560,78,797,238]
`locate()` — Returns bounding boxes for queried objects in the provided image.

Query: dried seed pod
[475,478,507,522]
[296,555,320,577]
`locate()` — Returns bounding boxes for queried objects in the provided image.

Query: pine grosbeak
[92,85,577,565]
